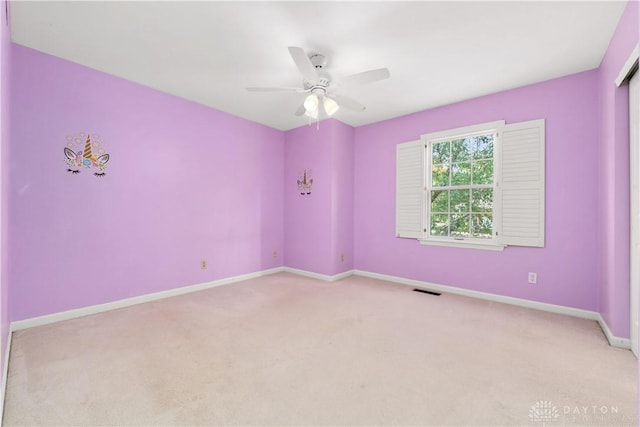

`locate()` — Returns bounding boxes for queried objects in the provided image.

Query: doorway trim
[615,44,639,88]
[629,70,639,358]
[617,44,639,357]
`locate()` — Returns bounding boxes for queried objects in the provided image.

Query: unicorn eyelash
[67,169,80,174]
[94,172,106,177]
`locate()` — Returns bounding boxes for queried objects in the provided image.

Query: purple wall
[598,0,639,339]
[9,45,284,321]
[284,119,354,276]
[1,0,10,386]
[354,70,601,311]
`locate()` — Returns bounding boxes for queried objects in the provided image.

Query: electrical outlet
[201,259,207,269]
[340,253,345,262]
[528,272,537,284]
[272,250,278,258]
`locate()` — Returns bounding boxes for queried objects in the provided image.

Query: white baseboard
[353,270,630,350]
[596,313,632,349]
[11,267,285,331]
[282,267,354,282]
[1,329,12,425]
[7,265,631,352]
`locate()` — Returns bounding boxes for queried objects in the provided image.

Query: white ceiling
[10,1,627,131]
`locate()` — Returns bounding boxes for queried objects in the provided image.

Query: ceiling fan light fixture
[304,94,319,112]
[324,97,339,116]
[304,108,318,119]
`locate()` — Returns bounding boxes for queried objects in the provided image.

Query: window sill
[418,238,506,251]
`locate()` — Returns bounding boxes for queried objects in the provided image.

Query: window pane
[450,189,469,213]
[451,162,471,186]
[451,139,471,162]
[430,190,449,213]
[432,141,450,164]
[450,214,470,237]
[473,135,494,160]
[471,189,493,213]
[471,214,493,239]
[432,164,449,187]
[430,214,449,236]
[472,159,493,184]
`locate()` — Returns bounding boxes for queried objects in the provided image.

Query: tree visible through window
[429,132,495,239]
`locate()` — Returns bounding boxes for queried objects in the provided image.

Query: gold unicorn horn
[83,134,92,159]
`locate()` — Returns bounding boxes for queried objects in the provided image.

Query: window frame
[420,121,506,251]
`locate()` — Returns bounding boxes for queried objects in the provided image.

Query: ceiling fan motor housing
[309,53,327,69]
[304,74,331,91]
[303,54,330,90]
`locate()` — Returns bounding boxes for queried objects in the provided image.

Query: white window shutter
[396,140,425,239]
[497,119,545,247]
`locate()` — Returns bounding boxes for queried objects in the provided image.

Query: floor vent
[413,289,441,296]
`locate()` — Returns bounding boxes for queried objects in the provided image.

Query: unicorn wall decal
[64,133,110,177]
[296,169,313,195]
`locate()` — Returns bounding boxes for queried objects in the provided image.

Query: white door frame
[617,45,639,358]
[630,70,639,358]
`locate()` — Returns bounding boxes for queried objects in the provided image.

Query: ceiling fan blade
[294,104,306,116]
[331,94,366,112]
[288,46,319,84]
[246,86,303,93]
[338,68,390,87]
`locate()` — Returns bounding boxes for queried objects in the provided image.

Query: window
[429,130,496,241]
[396,119,545,250]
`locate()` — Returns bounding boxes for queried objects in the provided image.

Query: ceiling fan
[246,47,390,119]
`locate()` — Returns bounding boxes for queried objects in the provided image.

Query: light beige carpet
[2,273,637,426]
